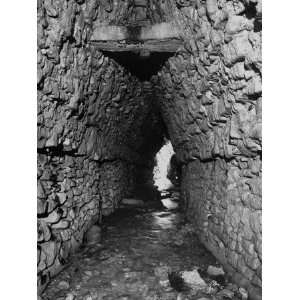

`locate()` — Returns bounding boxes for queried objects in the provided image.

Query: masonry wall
[37,153,101,291]
[37,0,165,292]
[153,1,262,299]
[37,0,262,298]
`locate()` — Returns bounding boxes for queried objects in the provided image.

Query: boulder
[181,269,207,289]
[207,265,225,277]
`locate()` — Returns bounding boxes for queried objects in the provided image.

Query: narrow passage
[42,191,247,300]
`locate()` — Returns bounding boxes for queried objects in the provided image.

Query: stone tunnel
[37,0,262,299]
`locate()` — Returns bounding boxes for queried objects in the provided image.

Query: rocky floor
[41,192,248,300]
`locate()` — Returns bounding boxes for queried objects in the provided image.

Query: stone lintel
[90,22,183,53]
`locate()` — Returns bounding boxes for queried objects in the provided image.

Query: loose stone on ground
[42,195,250,300]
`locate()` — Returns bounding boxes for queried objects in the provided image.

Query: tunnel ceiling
[90,1,183,80]
[97,0,168,26]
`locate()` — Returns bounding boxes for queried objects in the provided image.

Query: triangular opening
[102,51,174,81]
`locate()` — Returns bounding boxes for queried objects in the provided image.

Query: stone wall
[181,158,261,299]
[37,0,165,292]
[99,160,142,216]
[37,153,101,291]
[153,0,262,299]
[37,0,262,298]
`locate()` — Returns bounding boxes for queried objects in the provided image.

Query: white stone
[206,0,218,18]
[239,287,248,300]
[159,279,169,288]
[207,265,225,276]
[41,241,56,267]
[52,220,69,229]
[245,74,262,95]
[181,269,207,289]
[223,32,252,66]
[226,16,253,35]
[65,293,75,300]
[231,62,245,79]
[41,210,61,224]
[56,192,67,204]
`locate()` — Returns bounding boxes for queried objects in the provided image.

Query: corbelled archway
[37,1,262,299]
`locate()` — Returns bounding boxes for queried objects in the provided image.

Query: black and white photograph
[0,1,299,300]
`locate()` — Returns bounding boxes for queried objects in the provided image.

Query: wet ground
[41,192,246,300]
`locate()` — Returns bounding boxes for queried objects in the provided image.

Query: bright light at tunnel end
[153,140,174,191]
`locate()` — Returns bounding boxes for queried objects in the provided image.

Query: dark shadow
[244,1,261,33]
[102,51,174,81]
